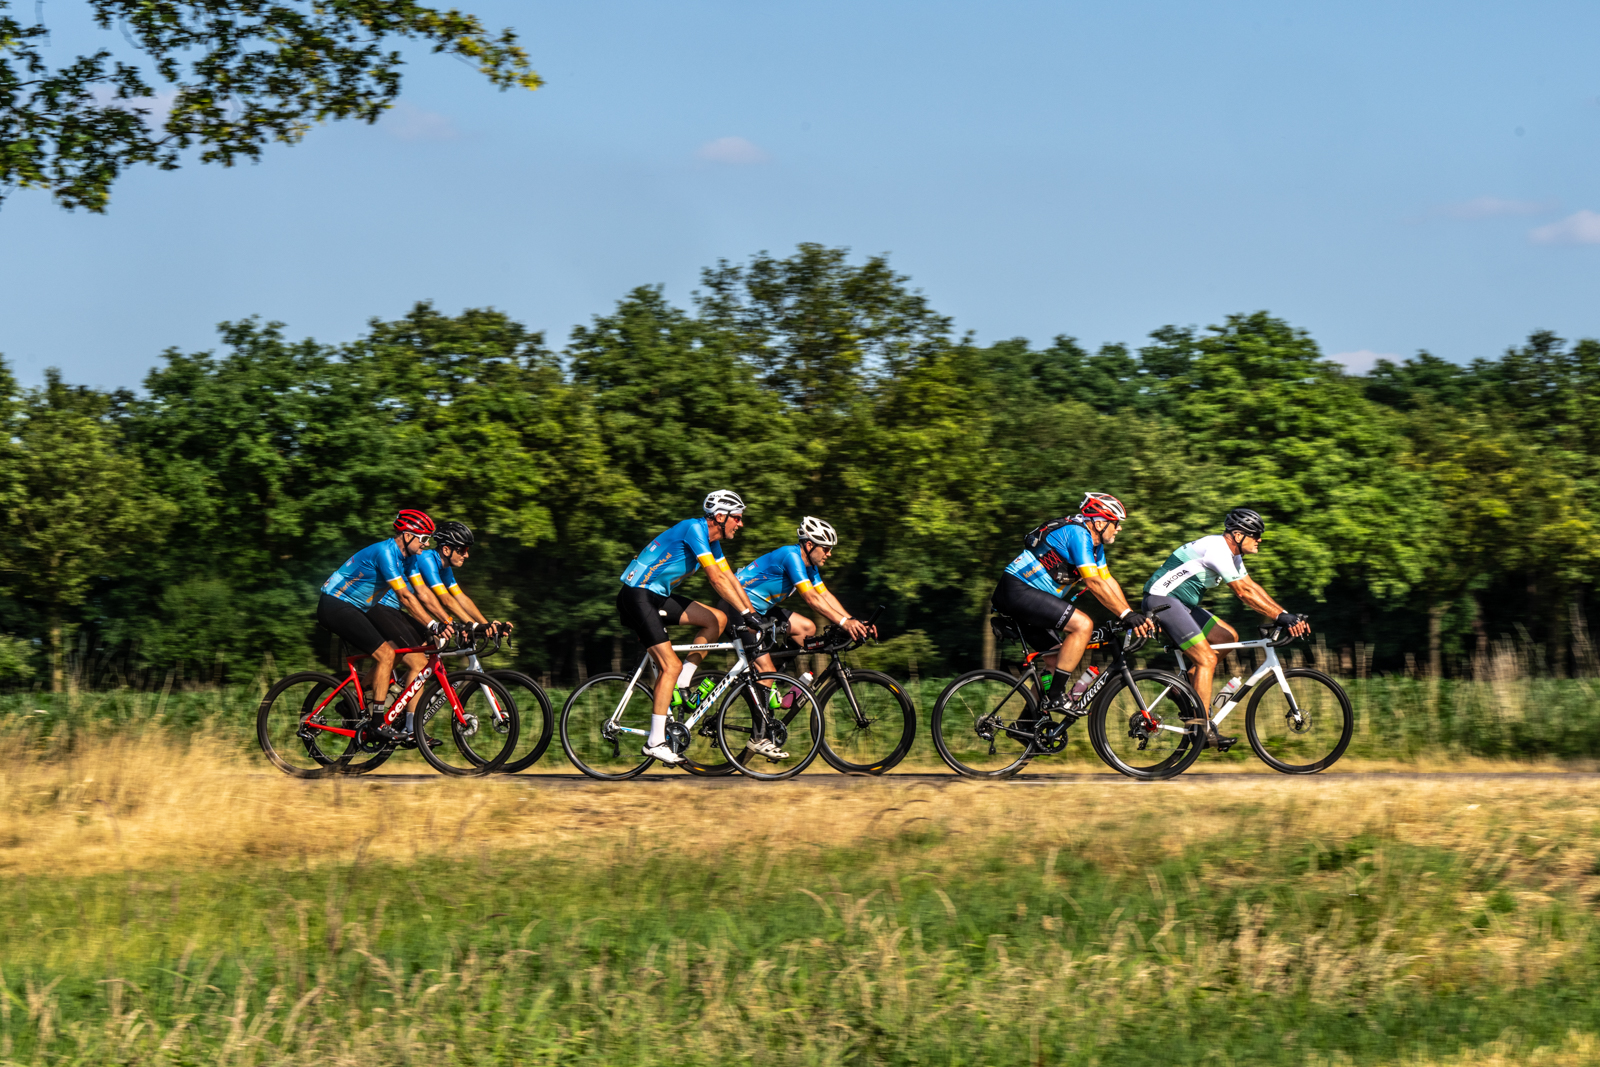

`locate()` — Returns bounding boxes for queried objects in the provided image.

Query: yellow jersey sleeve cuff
[386,577,408,592]
[1077,565,1112,581]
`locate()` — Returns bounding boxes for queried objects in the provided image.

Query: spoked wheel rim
[1088,670,1204,781]
[257,672,363,779]
[714,673,824,781]
[559,673,655,780]
[415,671,519,777]
[931,670,1037,779]
[816,670,917,774]
[488,670,555,774]
[1244,668,1354,774]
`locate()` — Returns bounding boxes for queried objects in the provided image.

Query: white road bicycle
[559,619,825,782]
[1164,617,1354,774]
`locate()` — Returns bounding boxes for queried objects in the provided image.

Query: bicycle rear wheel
[257,671,362,778]
[816,669,917,774]
[930,670,1037,779]
[560,673,655,780]
[491,670,556,773]
[414,670,520,777]
[1086,669,1203,781]
[1244,668,1354,774]
[714,673,824,781]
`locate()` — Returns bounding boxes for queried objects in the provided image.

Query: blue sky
[2,0,1598,389]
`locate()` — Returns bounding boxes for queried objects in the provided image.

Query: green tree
[1,0,541,211]
[0,369,166,689]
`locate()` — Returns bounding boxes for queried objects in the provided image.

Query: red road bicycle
[257,630,521,778]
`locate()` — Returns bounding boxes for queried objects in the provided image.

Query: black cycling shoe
[1183,717,1236,752]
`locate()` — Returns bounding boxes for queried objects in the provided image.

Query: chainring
[664,720,691,755]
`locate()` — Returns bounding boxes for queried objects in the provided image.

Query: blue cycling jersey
[736,544,827,613]
[322,538,411,609]
[620,518,726,596]
[1003,518,1110,599]
[378,548,461,609]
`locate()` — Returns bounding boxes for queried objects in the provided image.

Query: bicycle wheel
[677,670,739,777]
[930,669,1038,779]
[491,670,556,773]
[560,672,655,780]
[1244,668,1354,774]
[816,669,917,774]
[1087,669,1204,781]
[257,671,362,779]
[714,673,824,781]
[414,670,520,777]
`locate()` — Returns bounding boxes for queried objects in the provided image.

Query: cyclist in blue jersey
[991,492,1154,722]
[715,516,874,758]
[317,509,454,736]
[402,521,512,637]
[617,489,762,765]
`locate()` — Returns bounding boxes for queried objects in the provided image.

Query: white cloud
[1330,350,1397,375]
[696,136,770,165]
[1529,209,1600,245]
[384,102,461,142]
[1440,196,1552,219]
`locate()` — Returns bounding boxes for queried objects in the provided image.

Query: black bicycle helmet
[1223,507,1266,537]
[434,520,475,549]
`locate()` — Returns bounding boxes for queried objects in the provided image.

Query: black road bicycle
[768,606,917,774]
[931,614,1207,781]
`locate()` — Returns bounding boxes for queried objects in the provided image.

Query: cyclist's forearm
[1082,575,1135,617]
[448,589,491,626]
[709,567,754,613]
[1231,578,1286,619]
[397,588,444,626]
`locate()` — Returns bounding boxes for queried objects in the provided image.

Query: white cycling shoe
[642,741,685,765]
[746,738,790,760]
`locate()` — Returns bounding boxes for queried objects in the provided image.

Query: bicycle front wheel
[714,673,824,781]
[1087,669,1204,781]
[257,671,363,778]
[816,669,917,774]
[491,670,556,773]
[930,670,1037,779]
[1245,668,1354,774]
[415,670,520,777]
[560,673,655,780]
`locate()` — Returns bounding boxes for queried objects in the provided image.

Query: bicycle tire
[414,670,520,777]
[1086,669,1204,781]
[815,669,917,774]
[714,673,824,781]
[559,672,656,780]
[257,671,361,779]
[491,670,556,773]
[1244,667,1354,774]
[930,669,1037,779]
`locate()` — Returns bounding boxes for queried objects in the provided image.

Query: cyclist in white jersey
[1141,507,1310,742]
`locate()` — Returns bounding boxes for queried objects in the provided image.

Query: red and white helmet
[1079,492,1127,522]
[393,509,436,536]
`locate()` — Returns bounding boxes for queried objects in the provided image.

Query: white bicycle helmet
[703,489,747,516]
[796,516,839,547]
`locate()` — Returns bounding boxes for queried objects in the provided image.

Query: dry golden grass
[5,727,1600,891]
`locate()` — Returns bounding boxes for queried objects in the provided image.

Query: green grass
[2,788,1599,1065]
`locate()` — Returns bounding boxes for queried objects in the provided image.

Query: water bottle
[799,671,814,686]
[1067,665,1099,701]
[1213,676,1243,708]
[687,676,716,708]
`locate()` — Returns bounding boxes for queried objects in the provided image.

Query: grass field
[3,717,1600,1065]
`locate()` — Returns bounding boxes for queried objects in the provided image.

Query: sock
[676,661,697,688]
[648,714,668,746]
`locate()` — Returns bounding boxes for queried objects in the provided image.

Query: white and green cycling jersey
[1143,534,1247,607]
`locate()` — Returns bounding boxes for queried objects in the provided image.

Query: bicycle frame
[603,631,763,742]
[991,630,1161,733]
[1169,636,1294,728]
[298,640,477,742]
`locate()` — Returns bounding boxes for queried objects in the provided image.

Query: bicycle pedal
[1214,736,1238,753]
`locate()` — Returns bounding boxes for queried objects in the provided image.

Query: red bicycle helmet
[393,509,436,536]
[1079,492,1128,522]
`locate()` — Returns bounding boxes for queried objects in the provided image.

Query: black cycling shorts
[616,585,698,647]
[991,572,1077,653]
[368,603,428,652]
[316,593,388,656]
